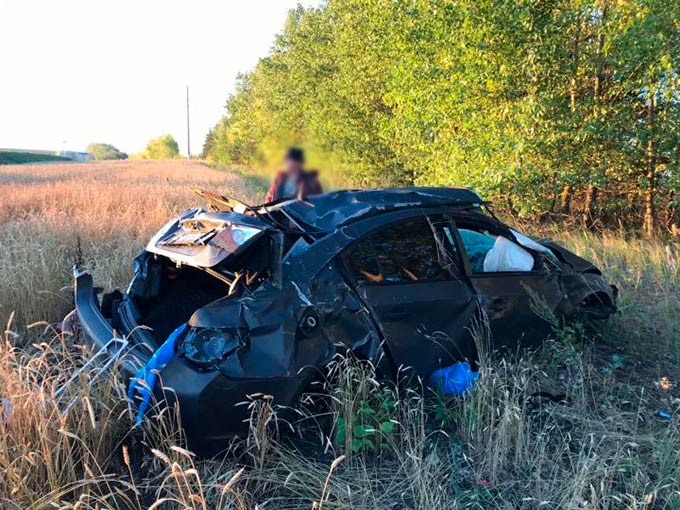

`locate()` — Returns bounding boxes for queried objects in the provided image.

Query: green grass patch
[0,151,71,165]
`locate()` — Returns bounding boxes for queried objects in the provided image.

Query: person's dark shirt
[264,169,323,203]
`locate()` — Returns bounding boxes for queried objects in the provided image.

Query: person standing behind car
[264,147,323,203]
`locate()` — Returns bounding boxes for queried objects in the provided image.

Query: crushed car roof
[264,187,485,232]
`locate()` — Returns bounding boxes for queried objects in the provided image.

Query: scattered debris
[0,398,11,424]
[526,391,571,409]
[656,410,672,420]
[601,354,625,374]
[128,323,187,425]
[429,361,479,396]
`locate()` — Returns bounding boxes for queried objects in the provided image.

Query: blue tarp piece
[429,361,479,396]
[128,323,187,425]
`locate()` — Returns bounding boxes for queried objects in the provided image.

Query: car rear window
[345,217,459,284]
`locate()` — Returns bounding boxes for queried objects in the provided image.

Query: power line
[186,85,191,159]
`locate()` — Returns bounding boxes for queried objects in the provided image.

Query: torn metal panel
[186,262,380,379]
[187,283,333,378]
[307,263,382,360]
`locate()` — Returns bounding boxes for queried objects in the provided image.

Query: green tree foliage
[140,134,180,160]
[85,143,127,161]
[205,0,679,232]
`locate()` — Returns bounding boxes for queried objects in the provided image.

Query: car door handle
[487,298,508,313]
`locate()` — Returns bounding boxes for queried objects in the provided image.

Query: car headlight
[181,327,240,367]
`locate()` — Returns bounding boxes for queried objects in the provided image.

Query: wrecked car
[73,187,616,452]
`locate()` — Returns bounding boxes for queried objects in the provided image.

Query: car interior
[345,216,537,285]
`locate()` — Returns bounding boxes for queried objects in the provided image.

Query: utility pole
[186,85,191,159]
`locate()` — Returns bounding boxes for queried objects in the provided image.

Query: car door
[342,214,479,377]
[452,217,562,351]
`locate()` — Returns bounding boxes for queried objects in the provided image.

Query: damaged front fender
[559,272,617,319]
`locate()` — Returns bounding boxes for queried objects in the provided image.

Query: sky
[0,0,316,155]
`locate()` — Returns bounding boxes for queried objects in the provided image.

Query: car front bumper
[73,266,148,379]
[73,266,312,454]
[157,357,310,454]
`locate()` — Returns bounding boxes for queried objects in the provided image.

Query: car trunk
[131,263,231,343]
[119,208,274,345]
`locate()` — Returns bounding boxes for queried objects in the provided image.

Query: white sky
[0,0,316,155]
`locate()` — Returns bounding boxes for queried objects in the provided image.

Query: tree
[86,143,127,160]
[203,0,679,231]
[141,134,180,160]
[201,128,215,159]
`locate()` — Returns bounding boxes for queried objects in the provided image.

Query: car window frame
[339,214,466,287]
[449,218,546,277]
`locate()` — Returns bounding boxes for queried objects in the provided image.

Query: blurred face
[283,157,303,176]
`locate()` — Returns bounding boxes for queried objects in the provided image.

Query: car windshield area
[344,216,462,284]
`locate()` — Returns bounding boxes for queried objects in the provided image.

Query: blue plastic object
[657,410,672,420]
[429,361,479,396]
[128,323,187,425]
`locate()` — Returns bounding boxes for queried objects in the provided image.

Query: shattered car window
[429,216,463,278]
[346,237,383,283]
[458,227,536,273]
[458,228,497,273]
[346,217,458,284]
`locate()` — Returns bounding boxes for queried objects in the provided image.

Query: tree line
[204,0,679,234]
[87,135,179,161]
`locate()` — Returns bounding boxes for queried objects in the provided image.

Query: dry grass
[2,161,680,508]
[0,160,265,326]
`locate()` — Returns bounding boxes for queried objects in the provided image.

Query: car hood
[146,207,269,268]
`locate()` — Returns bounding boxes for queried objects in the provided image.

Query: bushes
[135,134,180,160]
[86,143,127,160]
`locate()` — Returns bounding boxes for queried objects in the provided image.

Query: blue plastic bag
[429,361,479,396]
[128,323,187,425]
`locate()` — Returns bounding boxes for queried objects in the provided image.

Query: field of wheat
[0,159,266,327]
[2,160,680,509]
